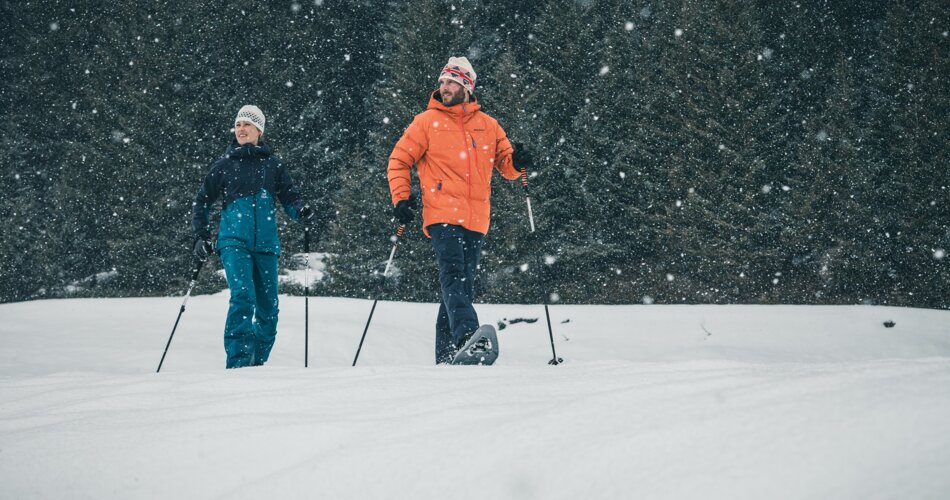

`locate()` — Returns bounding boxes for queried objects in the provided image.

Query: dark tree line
[3,0,948,308]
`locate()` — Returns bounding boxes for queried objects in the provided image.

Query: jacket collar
[225,139,272,160]
[427,90,481,118]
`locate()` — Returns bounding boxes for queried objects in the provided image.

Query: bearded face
[439,79,468,106]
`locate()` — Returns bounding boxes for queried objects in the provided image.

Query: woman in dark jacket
[192,105,313,368]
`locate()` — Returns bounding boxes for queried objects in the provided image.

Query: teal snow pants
[219,247,280,368]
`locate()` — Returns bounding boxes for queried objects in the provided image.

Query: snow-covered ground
[2,294,949,499]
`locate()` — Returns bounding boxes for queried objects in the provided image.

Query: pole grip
[382,224,405,277]
[190,258,205,281]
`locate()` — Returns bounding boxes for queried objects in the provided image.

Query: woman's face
[234,120,261,145]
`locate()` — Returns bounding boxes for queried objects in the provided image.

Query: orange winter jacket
[388,91,521,237]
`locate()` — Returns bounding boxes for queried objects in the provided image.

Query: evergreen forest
[3,0,948,307]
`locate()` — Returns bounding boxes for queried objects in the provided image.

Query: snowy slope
[1,295,949,499]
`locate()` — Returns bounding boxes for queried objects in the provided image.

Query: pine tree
[864,0,950,307]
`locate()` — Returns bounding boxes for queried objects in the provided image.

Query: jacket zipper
[254,163,265,250]
[457,113,475,226]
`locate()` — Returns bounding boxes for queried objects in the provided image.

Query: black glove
[193,237,213,262]
[298,203,314,222]
[512,143,534,172]
[393,196,417,224]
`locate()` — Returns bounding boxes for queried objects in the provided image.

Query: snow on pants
[219,247,280,369]
[429,223,484,364]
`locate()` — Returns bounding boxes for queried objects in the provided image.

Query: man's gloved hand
[512,143,534,172]
[393,196,417,225]
[193,237,213,262]
[298,203,314,222]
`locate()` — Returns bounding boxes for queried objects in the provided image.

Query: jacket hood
[427,90,481,117]
[224,139,273,160]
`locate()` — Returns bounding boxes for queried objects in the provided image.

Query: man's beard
[442,90,466,107]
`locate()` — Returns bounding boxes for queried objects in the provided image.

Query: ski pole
[518,162,563,365]
[156,257,205,373]
[352,224,405,366]
[304,226,311,368]
[520,167,536,233]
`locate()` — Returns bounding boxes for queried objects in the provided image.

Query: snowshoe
[451,324,499,365]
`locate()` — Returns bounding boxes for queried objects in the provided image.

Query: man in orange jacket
[388,56,533,364]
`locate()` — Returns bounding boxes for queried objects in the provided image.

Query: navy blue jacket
[192,140,304,255]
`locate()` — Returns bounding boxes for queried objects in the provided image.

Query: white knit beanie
[439,56,477,95]
[235,105,265,134]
